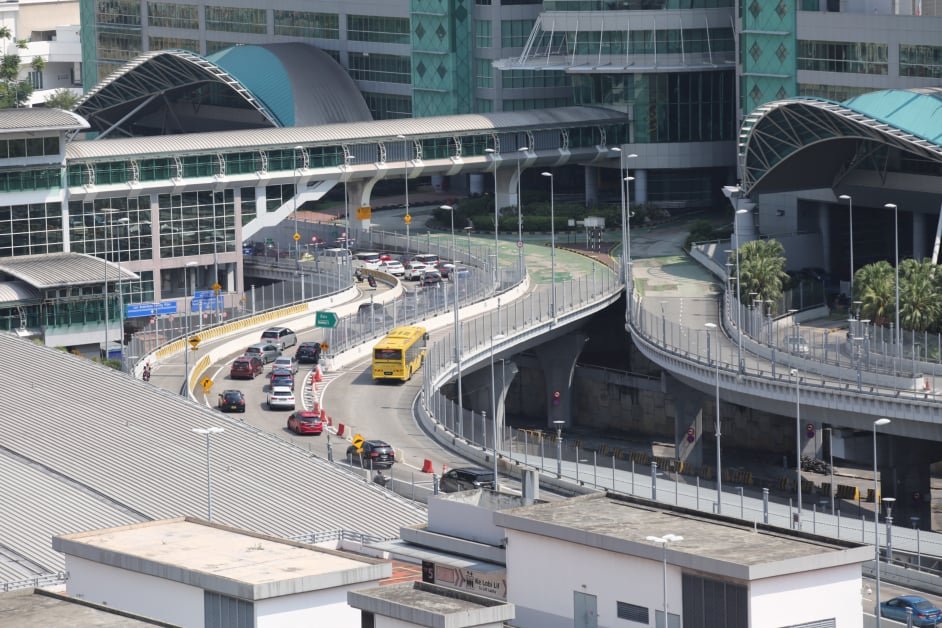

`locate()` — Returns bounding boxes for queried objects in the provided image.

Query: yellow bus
[372,325,428,382]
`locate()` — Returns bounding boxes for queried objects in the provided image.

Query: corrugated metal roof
[65,106,626,161]
[843,87,942,147]
[0,333,427,585]
[0,108,89,132]
[0,253,138,289]
[0,281,40,303]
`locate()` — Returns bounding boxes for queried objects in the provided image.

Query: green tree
[0,27,38,108]
[854,261,895,326]
[43,88,79,110]
[899,258,939,332]
[734,239,789,312]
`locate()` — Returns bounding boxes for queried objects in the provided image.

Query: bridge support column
[462,359,520,438]
[345,180,372,238]
[633,169,647,204]
[584,166,599,207]
[665,375,704,469]
[818,203,831,274]
[534,332,588,429]
[886,436,933,531]
[913,211,926,261]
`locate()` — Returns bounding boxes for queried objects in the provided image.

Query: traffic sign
[315,311,338,328]
[126,301,178,318]
[356,206,372,220]
[352,433,364,450]
[211,282,221,292]
[293,232,301,241]
[320,342,329,351]
[517,240,524,249]
[404,213,412,224]
[188,335,201,350]
[201,377,213,392]
[193,290,216,300]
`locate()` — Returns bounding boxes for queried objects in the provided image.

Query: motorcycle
[142,365,152,382]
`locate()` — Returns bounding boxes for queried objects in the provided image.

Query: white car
[404,261,429,280]
[267,386,296,410]
[378,260,405,276]
[271,355,298,375]
[354,251,382,270]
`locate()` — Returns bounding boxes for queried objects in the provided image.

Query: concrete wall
[256,583,372,628]
[749,563,862,628]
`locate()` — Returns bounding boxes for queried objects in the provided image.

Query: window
[682,573,747,628]
[205,6,266,34]
[616,601,649,623]
[95,0,141,27]
[797,40,887,75]
[475,57,493,88]
[347,15,409,44]
[28,71,43,90]
[501,20,533,49]
[0,201,63,257]
[475,20,492,48]
[149,36,199,51]
[900,44,942,78]
[274,10,339,39]
[147,2,198,29]
[362,92,412,119]
[348,53,411,84]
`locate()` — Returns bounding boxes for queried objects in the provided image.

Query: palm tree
[899,258,939,332]
[735,239,789,313]
[854,261,895,326]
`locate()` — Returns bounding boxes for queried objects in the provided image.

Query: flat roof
[0,588,173,627]
[494,493,873,581]
[348,581,515,627]
[54,518,390,600]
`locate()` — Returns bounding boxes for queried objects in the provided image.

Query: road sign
[193,290,216,300]
[191,298,221,312]
[188,335,201,350]
[211,282,221,292]
[293,232,301,241]
[126,301,178,318]
[156,300,177,315]
[201,377,213,392]
[320,342,329,351]
[352,434,364,450]
[517,240,524,249]
[356,206,371,220]
[404,214,412,224]
[315,311,338,328]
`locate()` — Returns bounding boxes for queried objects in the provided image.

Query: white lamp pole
[343,155,356,250]
[646,533,683,627]
[115,215,129,369]
[486,147,500,289]
[182,260,198,397]
[553,420,564,478]
[541,172,557,319]
[839,194,854,297]
[293,145,304,260]
[491,333,506,490]
[706,322,722,513]
[790,367,802,529]
[873,417,891,627]
[610,148,638,321]
[884,203,900,365]
[397,134,411,254]
[441,205,463,437]
[192,426,224,521]
[517,146,528,278]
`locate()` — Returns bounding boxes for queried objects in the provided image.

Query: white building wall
[749,563,862,628]
[376,617,503,628]
[505,530,674,628]
[256,582,375,628]
[65,555,204,627]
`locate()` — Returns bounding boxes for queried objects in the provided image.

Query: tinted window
[375,348,401,360]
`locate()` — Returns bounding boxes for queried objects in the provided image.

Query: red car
[230,357,262,379]
[287,411,324,435]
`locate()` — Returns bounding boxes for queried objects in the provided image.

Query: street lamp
[790,368,802,529]
[342,155,356,250]
[873,417,891,627]
[97,207,120,361]
[646,533,683,627]
[182,261,198,398]
[441,205,463,437]
[839,194,854,298]
[553,420,564,478]
[491,333,507,491]
[485,147,500,289]
[516,146,528,278]
[705,322,722,514]
[293,145,304,260]
[883,497,896,563]
[824,427,835,514]
[724,187,751,373]
[610,148,637,320]
[192,426,224,521]
[540,172,557,319]
[397,134,412,254]
[884,203,900,366]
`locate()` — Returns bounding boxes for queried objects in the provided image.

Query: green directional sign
[315,310,338,328]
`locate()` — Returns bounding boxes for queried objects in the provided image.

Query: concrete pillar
[534,332,588,429]
[818,203,831,273]
[254,186,267,215]
[345,180,370,239]
[584,166,599,207]
[665,376,704,468]
[633,169,647,204]
[462,359,519,416]
[469,173,485,196]
[913,211,926,261]
[886,436,934,530]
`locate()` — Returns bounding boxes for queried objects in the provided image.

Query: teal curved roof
[842,88,942,147]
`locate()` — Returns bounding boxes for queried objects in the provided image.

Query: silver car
[271,355,298,375]
[266,386,296,410]
[245,342,281,364]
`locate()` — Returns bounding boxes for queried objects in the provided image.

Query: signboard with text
[126,301,178,319]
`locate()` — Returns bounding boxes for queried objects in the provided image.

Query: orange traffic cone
[314,366,323,383]
[336,423,345,437]
[421,459,434,473]
[319,408,327,422]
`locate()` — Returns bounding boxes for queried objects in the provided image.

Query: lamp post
[790,368,802,529]
[192,426,224,521]
[883,497,896,563]
[553,420,564,478]
[485,147,500,289]
[293,145,304,260]
[441,205,463,436]
[839,194,854,297]
[114,215,130,369]
[705,322,722,514]
[610,148,637,320]
[646,533,683,627]
[540,172,557,319]
[343,155,356,250]
[97,207,119,361]
[182,261,198,398]
[491,333,507,490]
[873,417,891,627]
[884,203,900,366]
[397,134,411,254]
[824,427,835,514]
[516,146,528,278]
[733,205,749,372]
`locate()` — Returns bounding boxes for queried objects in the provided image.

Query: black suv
[217,389,246,413]
[296,341,321,364]
[346,440,396,468]
[440,467,495,492]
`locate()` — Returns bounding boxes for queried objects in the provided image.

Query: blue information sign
[193,290,217,300]
[191,296,222,312]
[126,300,179,318]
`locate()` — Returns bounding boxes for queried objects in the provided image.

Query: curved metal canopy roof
[74,44,372,138]
[0,253,138,289]
[738,88,942,195]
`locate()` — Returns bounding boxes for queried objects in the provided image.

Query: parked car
[229,356,262,379]
[296,342,321,364]
[245,342,281,364]
[404,261,429,281]
[217,389,246,413]
[420,269,443,287]
[378,260,405,276]
[354,251,382,270]
[346,439,396,468]
[266,386,296,410]
[440,467,496,492]
[880,595,942,627]
[272,355,298,375]
[261,326,297,349]
[287,411,324,435]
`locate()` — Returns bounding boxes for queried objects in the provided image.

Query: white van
[353,251,382,270]
[321,248,352,262]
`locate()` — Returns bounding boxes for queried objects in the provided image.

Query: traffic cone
[312,401,320,414]
[314,366,323,383]
[319,408,327,422]
[326,415,333,426]
[421,459,434,473]
[336,423,345,437]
